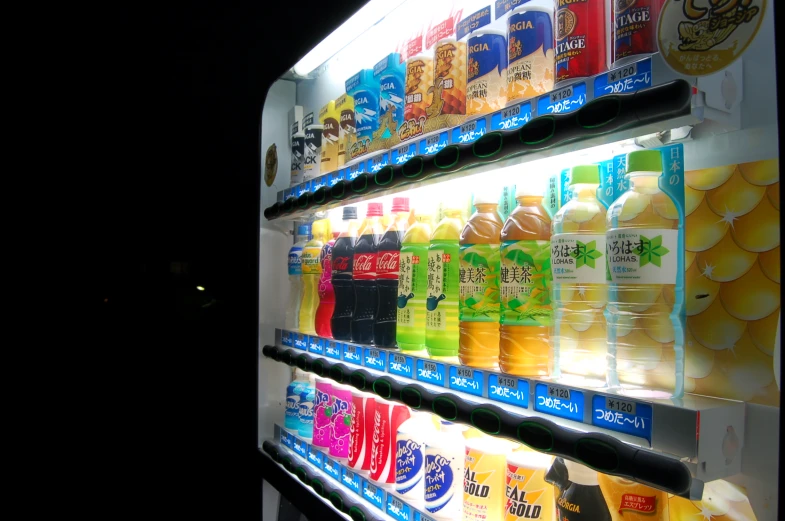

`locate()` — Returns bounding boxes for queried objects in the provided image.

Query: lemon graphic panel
[688,298,746,351]
[685,327,715,379]
[642,295,675,343]
[685,185,704,217]
[686,198,727,252]
[731,194,780,253]
[758,246,780,283]
[685,165,735,190]
[652,191,679,220]
[720,261,780,321]
[738,158,779,186]
[697,331,775,401]
[695,232,757,283]
[767,182,779,210]
[685,261,721,316]
[706,168,767,217]
[624,205,678,229]
[685,250,696,272]
[684,376,696,393]
[705,480,748,504]
[758,381,780,406]
[747,308,779,356]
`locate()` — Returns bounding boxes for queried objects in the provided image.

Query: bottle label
[377,250,401,279]
[353,252,377,280]
[505,464,553,521]
[459,244,501,322]
[500,240,553,326]
[285,386,301,421]
[397,251,421,327]
[425,453,456,512]
[298,396,314,426]
[301,245,323,275]
[288,246,303,276]
[606,229,677,284]
[551,233,607,284]
[395,437,424,494]
[332,253,352,276]
[426,249,449,331]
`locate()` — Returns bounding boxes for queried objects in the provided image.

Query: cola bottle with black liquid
[374,197,410,347]
[351,202,384,344]
[331,206,359,340]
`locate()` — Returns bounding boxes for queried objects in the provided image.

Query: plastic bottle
[315,232,337,338]
[285,368,310,431]
[297,375,316,439]
[300,219,331,335]
[285,224,311,331]
[546,459,612,521]
[332,207,360,341]
[352,203,384,344]
[424,421,466,517]
[373,53,406,139]
[605,150,682,396]
[463,436,517,521]
[397,214,435,353]
[375,197,412,347]
[426,208,466,359]
[505,448,556,521]
[395,411,438,499]
[551,165,608,382]
[499,192,553,376]
[346,69,381,143]
[459,194,503,369]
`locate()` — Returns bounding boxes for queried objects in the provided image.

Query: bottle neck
[628,171,661,194]
[516,195,542,206]
[475,203,499,213]
[569,183,600,201]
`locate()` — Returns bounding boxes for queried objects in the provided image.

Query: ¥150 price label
[364,348,387,370]
[324,340,341,360]
[389,353,414,379]
[488,374,529,408]
[386,495,412,521]
[449,366,484,397]
[343,344,362,365]
[417,359,446,386]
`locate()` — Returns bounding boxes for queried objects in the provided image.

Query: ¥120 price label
[538,82,587,115]
[386,495,413,521]
[346,161,366,181]
[392,143,417,165]
[341,467,361,494]
[451,117,487,144]
[488,374,529,408]
[364,348,387,370]
[491,101,532,131]
[293,333,308,351]
[281,330,293,347]
[343,344,362,365]
[416,359,446,386]
[324,340,341,360]
[419,131,449,156]
[307,445,323,469]
[292,437,308,458]
[534,383,584,422]
[449,366,484,397]
[323,457,341,482]
[592,395,653,442]
[369,152,390,173]
[389,353,414,379]
[362,479,385,510]
[308,336,324,355]
[595,58,652,96]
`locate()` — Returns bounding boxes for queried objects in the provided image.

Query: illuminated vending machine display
[258,1,780,521]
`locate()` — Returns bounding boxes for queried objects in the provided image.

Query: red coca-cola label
[353,253,377,280]
[555,0,607,82]
[377,251,400,279]
[332,256,351,272]
[619,493,657,514]
[613,0,661,63]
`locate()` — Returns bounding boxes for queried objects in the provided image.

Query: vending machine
[258,1,780,520]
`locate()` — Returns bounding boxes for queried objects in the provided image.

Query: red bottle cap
[367,202,383,217]
[392,197,409,213]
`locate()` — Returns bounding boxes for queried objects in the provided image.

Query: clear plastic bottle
[285,224,310,330]
[606,150,682,397]
[551,165,608,383]
[499,192,553,376]
[426,208,466,359]
[397,214,435,353]
[300,219,331,335]
[459,194,503,369]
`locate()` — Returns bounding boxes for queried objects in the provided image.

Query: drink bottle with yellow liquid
[606,150,684,396]
[459,193,502,369]
[300,219,332,334]
[397,213,435,353]
[426,207,466,359]
[500,190,553,376]
[551,165,608,383]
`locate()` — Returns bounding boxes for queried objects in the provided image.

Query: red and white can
[369,398,411,484]
[348,390,376,471]
[612,0,663,66]
[554,0,607,86]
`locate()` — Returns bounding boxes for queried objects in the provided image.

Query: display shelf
[264,64,703,220]
[271,424,442,521]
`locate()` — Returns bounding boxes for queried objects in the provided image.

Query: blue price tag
[368,152,390,173]
[416,359,446,387]
[362,479,385,510]
[324,340,342,360]
[534,384,584,422]
[389,353,414,379]
[308,336,324,355]
[391,142,418,165]
[451,117,487,144]
[293,437,308,458]
[595,58,652,96]
[295,183,309,198]
[323,457,342,482]
[419,131,449,156]
[307,445,324,469]
[343,344,362,365]
[491,101,532,131]
[281,330,293,347]
[329,169,346,186]
[456,6,491,39]
[488,374,530,408]
[281,430,293,448]
[449,366,484,397]
[592,395,653,442]
[311,175,328,192]
[364,348,387,371]
[387,495,413,521]
[415,511,437,521]
[282,188,291,201]
[293,333,308,351]
[495,0,529,19]
[538,82,587,115]
[346,161,366,181]
[277,190,285,203]
[341,467,362,494]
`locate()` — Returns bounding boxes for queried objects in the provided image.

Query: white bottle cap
[563,459,600,486]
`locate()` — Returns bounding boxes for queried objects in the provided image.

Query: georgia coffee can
[507,6,555,103]
[554,0,607,86]
[433,38,467,116]
[466,30,508,116]
[613,0,663,66]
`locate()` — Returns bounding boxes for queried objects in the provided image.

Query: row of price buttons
[280,331,652,442]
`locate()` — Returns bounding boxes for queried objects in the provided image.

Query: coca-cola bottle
[374,197,411,347]
[352,202,384,344]
[331,206,359,340]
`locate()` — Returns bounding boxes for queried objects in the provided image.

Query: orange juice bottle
[459,194,503,369]
[500,191,553,376]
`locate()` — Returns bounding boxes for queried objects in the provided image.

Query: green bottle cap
[569,164,600,185]
[626,150,663,173]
